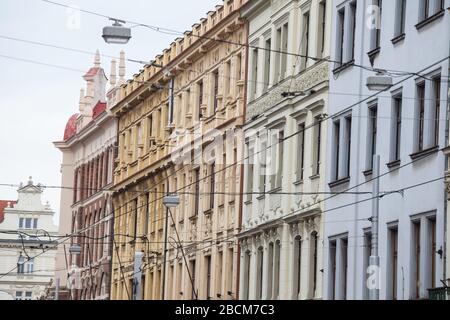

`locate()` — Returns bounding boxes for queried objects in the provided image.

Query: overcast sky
[0,0,221,224]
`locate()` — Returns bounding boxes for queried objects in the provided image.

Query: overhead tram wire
[0,173,445,282]
[0,55,447,238]
[39,0,442,81]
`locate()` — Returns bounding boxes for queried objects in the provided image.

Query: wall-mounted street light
[68,244,82,255]
[102,19,132,44]
[366,74,393,91]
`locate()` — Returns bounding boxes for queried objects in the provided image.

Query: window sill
[329,177,350,189]
[256,194,265,201]
[293,179,304,186]
[391,33,406,45]
[409,146,439,160]
[332,60,355,75]
[309,174,320,181]
[415,10,445,30]
[188,215,198,222]
[244,200,252,205]
[363,169,373,177]
[367,47,381,61]
[204,208,213,215]
[268,187,282,195]
[386,159,401,169]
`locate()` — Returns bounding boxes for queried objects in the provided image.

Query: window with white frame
[414,74,442,153]
[250,47,259,100]
[390,92,403,162]
[331,114,352,183]
[394,0,407,38]
[296,122,306,182]
[419,0,444,22]
[335,2,357,68]
[293,235,302,300]
[317,0,327,58]
[275,22,289,82]
[369,0,383,52]
[312,116,322,176]
[300,10,310,71]
[328,235,348,300]
[411,213,437,299]
[263,37,271,91]
[387,225,399,300]
[366,103,378,172]
[245,141,255,203]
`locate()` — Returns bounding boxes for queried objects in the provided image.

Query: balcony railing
[428,287,450,300]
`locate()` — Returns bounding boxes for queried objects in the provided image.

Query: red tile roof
[92,101,107,119]
[83,67,100,78]
[0,200,16,223]
[64,113,79,141]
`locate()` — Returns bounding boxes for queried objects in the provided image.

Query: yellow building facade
[110,0,248,300]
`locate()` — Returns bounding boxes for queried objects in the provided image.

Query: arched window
[293,236,302,299]
[267,242,274,298]
[273,240,281,299]
[309,231,319,299]
[256,246,264,300]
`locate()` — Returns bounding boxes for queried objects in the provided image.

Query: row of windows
[250,0,328,100]
[330,75,442,183]
[328,213,437,299]
[15,291,32,300]
[18,217,38,230]
[242,232,319,300]
[335,0,445,68]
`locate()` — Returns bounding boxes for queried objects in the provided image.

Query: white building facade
[239,0,331,300]
[0,179,58,300]
[324,0,449,300]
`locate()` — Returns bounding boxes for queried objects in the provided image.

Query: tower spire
[119,50,126,82]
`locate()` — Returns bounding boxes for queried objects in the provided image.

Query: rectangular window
[132,199,138,240]
[412,220,421,298]
[350,2,357,61]
[317,0,327,57]
[205,256,212,300]
[251,48,258,99]
[329,238,349,300]
[345,116,352,177]
[168,78,175,125]
[313,117,322,176]
[392,94,402,161]
[276,130,284,188]
[144,193,150,235]
[367,105,378,170]
[372,0,382,50]
[395,0,407,36]
[336,9,345,65]
[243,251,251,300]
[363,232,372,299]
[25,218,32,229]
[194,168,200,216]
[259,138,267,194]
[417,82,426,151]
[420,0,431,21]
[263,38,271,91]
[15,292,23,300]
[388,227,398,300]
[246,143,254,202]
[213,70,219,113]
[280,23,288,79]
[198,80,204,119]
[333,120,341,181]
[19,217,24,229]
[293,237,302,299]
[300,11,310,70]
[191,259,197,299]
[33,218,38,229]
[433,77,441,146]
[256,247,264,300]
[209,163,215,210]
[296,123,305,181]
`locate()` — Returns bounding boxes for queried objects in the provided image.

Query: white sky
[0,0,221,224]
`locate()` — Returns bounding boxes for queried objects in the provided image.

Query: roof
[64,113,79,141]
[83,67,100,79]
[92,101,107,119]
[0,200,16,223]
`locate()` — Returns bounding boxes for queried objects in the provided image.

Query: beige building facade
[110,0,248,300]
